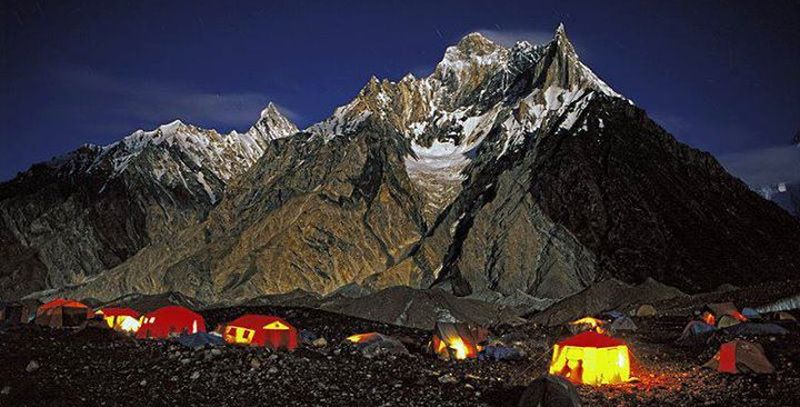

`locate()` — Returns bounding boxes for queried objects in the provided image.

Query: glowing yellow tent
[95,307,141,333]
[549,331,631,385]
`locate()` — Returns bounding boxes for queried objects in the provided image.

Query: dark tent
[601,310,625,321]
[609,316,638,333]
[741,308,761,319]
[1,299,40,324]
[299,329,318,344]
[346,332,409,357]
[176,332,225,349]
[479,345,524,361]
[0,302,21,323]
[722,323,789,337]
[677,321,716,344]
[518,375,582,407]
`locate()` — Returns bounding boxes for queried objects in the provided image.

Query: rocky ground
[1,302,799,406]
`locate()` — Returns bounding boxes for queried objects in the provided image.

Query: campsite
[1,279,800,406]
[2,2,800,405]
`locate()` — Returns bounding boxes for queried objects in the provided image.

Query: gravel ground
[1,305,798,406]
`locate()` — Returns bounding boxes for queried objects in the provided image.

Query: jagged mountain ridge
[0,104,297,299]
[51,25,625,303]
[55,117,428,302]
[11,25,800,308]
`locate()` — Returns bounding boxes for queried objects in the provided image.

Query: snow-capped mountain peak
[80,102,298,198]
[542,24,623,99]
[304,24,631,220]
[252,102,299,141]
[259,102,280,119]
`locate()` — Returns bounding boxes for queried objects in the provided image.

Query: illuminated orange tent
[549,331,631,385]
[223,314,298,350]
[95,307,141,333]
[35,298,90,328]
[430,322,488,360]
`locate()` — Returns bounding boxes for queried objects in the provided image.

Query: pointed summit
[552,23,577,56]
[254,102,298,140]
[260,102,282,120]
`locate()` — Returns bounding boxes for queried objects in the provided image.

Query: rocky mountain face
[0,105,297,299]
[56,116,428,302]
[10,25,800,308]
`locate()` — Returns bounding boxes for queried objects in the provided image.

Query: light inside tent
[702,312,716,326]
[118,316,141,333]
[549,332,631,386]
[225,326,255,344]
[730,311,748,322]
[431,331,481,360]
[448,336,470,360]
[346,333,371,343]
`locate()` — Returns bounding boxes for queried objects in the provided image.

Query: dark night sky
[1,0,798,184]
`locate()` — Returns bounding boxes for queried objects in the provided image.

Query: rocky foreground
[1,295,799,407]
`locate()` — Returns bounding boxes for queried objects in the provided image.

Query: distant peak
[260,102,282,119]
[360,75,388,96]
[254,102,298,139]
[456,32,498,52]
[159,119,185,133]
[461,31,491,42]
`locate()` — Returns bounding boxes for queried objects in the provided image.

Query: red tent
[557,331,625,348]
[136,306,205,339]
[224,314,298,350]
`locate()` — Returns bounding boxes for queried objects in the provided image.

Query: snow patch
[196,171,217,204]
